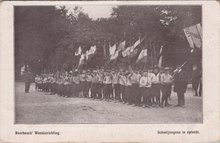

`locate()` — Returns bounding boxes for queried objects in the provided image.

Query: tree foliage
[15,5,201,74]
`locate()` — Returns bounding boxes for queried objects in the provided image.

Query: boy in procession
[130,70,141,106]
[151,66,161,106]
[97,70,104,99]
[125,71,132,104]
[118,70,126,103]
[103,70,113,101]
[160,67,173,107]
[31,63,193,109]
[139,70,152,108]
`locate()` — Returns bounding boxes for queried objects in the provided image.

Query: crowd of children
[35,67,174,108]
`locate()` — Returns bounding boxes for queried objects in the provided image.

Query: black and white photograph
[14,5,203,124]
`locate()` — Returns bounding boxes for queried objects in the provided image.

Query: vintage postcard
[0,1,219,142]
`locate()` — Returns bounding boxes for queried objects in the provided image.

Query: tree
[15,5,201,76]
[15,6,71,74]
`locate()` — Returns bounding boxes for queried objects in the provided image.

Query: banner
[75,46,82,56]
[86,45,97,60]
[109,44,116,56]
[122,38,141,57]
[133,39,141,48]
[110,50,119,61]
[122,46,132,57]
[136,49,148,63]
[183,23,202,48]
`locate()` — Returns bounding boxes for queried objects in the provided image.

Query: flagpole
[151,45,154,68]
[153,40,156,67]
[103,40,106,59]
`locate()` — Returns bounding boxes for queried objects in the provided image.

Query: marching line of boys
[35,67,173,108]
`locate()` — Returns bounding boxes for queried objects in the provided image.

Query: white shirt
[112,73,119,84]
[97,74,104,83]
[80,74,86,81]
[130,73,141,84]
[139,76,152,87]
[125,76,132,86]
[72,76,80,84]
[86,75,93,82]
[151,73,161,84]
[161,73,173,84]
[119,75,126,85]
[103,75,112,84]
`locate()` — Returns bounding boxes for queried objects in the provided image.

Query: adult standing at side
[173,66,189,107]
[23,67,34,93]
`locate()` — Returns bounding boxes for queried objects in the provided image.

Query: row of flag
[74,22,202,69]
[109,37,143,61]
[75,45,97,67]
[75,35,162,68]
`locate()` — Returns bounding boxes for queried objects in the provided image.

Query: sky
[66,6,115,20]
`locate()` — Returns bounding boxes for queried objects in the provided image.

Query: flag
[75,46,82,56]
[122,46,132,57]
[110,50,119,61]
[133,38,141,48]
[158,46,163,68]
[109,44,116,56]
[122,38,141,57]
[86,45,97,60]
[183,23,202,48]
[196,23,202,38]
[136,49,148,63]
[117,40,126,51]
[79,53,86,66]
[89,45,97,54]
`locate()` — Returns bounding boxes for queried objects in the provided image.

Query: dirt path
[15,82,202,124]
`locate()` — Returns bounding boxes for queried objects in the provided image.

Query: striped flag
[122,38,141,57]
[122,46,132,57]
[136,49,148,63]
[133,38,141,48]
[86,45,97,60]
[128,37,145,60]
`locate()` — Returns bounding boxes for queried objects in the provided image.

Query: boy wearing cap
[151,67,161,106]
[80,71,87,98]
[86,71,93,98]
[113,71,120,102]
[97,70,104,99]
[161,67,173,107]
[130,71,141,106]
[91,71,99,99]
[103,71,113,101]
[118,71,126,103]
[139,70,152,107]
[125,71,132,104]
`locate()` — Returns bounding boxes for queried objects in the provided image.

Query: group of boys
[35,67,173,108]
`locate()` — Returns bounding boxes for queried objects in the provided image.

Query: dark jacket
[174,69,189,93]
[23,72,33,83]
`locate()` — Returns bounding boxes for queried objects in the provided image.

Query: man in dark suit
[173,66,189,107]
